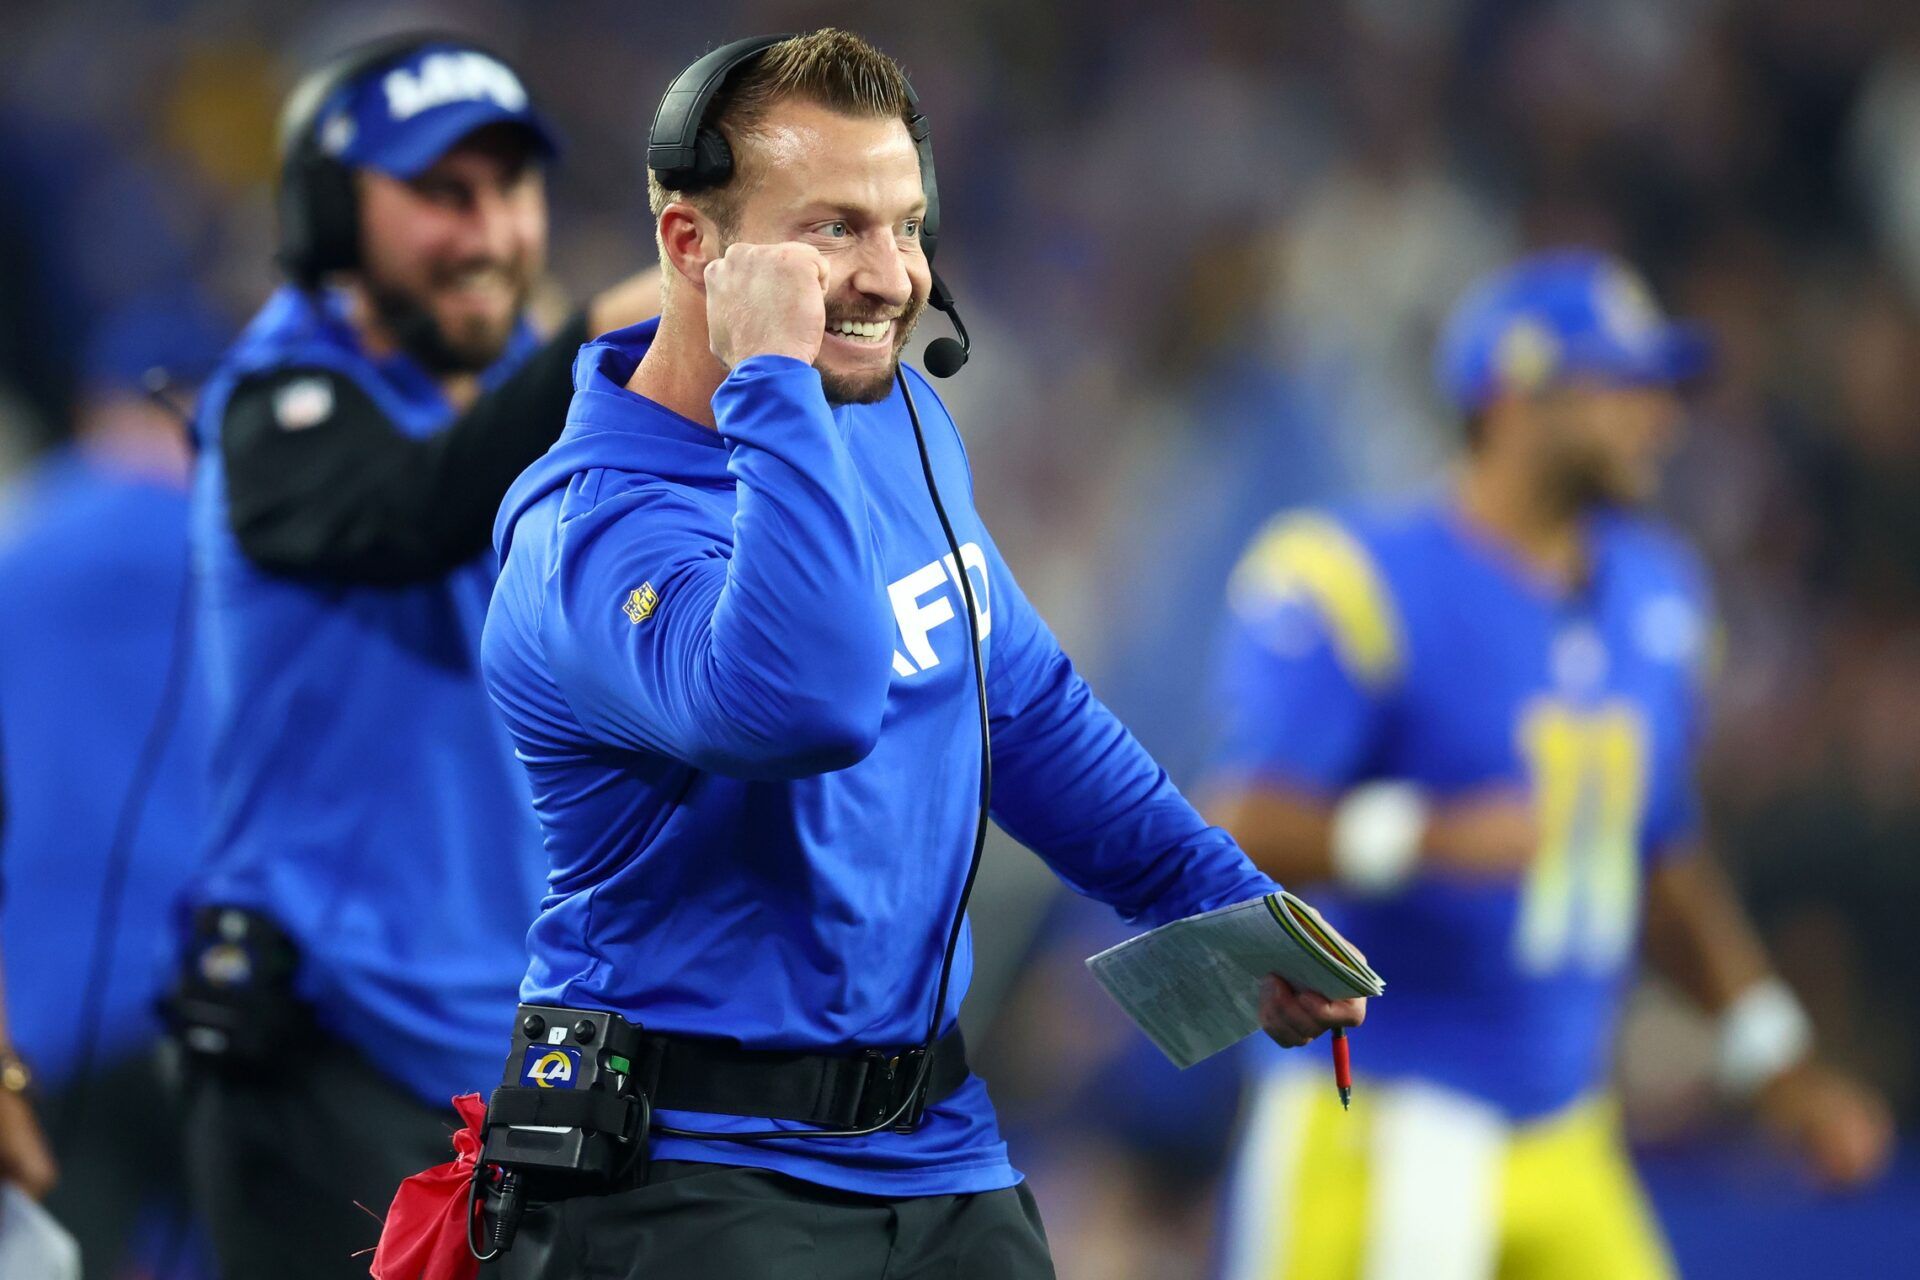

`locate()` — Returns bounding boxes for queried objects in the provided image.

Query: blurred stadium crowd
[2,0,1918,1277]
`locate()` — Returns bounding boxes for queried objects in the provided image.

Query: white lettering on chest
[889,542,991,676]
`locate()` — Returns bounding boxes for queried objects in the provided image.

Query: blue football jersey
[1210,496,1712,1120]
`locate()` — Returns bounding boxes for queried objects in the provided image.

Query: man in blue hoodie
[480,30,1364,1279]
[173,35,657,1280]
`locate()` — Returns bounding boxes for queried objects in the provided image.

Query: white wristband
[1329,782,1427,895]
[1716,978,1814,1098]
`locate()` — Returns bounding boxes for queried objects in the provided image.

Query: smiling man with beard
[166,34,658,1280]
[471,29,1362,1279]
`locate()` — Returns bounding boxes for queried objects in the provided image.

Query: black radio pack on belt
[483,1007,651,1187]
[471,34,994,1262]
[472,1006,651,1254]
[159,905,311,1069]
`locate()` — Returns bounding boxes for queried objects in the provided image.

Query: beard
[1550,462,1614,512]
[1545,450,1650,514]
[362,258,531,376]
[815,291,928,406]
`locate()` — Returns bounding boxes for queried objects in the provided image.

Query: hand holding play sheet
[1087,892,1383,1068]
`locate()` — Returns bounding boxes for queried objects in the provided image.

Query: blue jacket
[0,450,206,1083]
[185,287,546,1104]
[482,320,1278,1196]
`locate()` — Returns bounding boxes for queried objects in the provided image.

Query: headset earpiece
[277,134,361,288]
[647,34,787,193]
[686,129,737,192]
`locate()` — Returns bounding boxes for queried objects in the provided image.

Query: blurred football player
[1205,249,1892,1280]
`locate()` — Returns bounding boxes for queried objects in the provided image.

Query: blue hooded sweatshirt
[482,319,1279,1197]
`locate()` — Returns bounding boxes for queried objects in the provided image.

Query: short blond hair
[647,29,916,237]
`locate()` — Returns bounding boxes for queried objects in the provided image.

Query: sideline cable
[52,369,199,1152]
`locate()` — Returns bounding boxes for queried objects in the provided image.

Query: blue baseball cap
[1435,249,1711,414]
[313,42,560,178]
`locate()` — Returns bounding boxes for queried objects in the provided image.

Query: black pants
[496,1160,1056,1280]
[181,1030,457,1280]
[46,1049,201,1279]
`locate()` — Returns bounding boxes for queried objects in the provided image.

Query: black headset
[274,32,525,289]
[645,34,971,376]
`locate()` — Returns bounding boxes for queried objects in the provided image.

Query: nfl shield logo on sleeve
[272,377,335,431]
[623,583,658,624]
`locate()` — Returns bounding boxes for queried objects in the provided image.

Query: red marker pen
[1331,1027,1353,1110]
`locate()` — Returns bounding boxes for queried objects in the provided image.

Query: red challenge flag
[369,1092,490,1280]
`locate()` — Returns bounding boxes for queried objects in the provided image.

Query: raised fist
[705,242,829,370]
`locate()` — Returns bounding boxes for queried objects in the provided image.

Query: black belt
[635,1026,969,1131]
[488,1027,969,1137]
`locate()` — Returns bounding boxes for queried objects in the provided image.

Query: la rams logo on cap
[521,1045,581,1089]
[1495,317,1559,394]
[319,111,355,157]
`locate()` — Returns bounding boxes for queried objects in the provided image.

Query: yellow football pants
[1218,1072,1676,1280]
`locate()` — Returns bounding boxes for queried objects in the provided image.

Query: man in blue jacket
[1,294,224,1277]
[173,35,657,1279]
[481,30,1363,1279]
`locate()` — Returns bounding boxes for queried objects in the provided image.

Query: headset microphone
[922,335,966,379]
[923,270,969,378]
